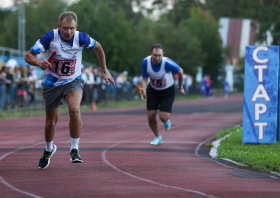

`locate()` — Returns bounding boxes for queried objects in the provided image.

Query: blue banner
[243,46,279,144]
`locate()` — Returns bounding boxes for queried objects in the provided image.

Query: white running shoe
[150,136,163,145]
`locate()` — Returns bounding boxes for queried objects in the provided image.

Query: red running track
[0,94,280,198]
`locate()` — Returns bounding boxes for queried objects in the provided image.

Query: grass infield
[216,126,280,173]
[0,94,201,119]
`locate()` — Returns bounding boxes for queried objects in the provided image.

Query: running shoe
[150,136,162,145]
[38,144,57,169]
[164,120,171,131]
[70,149,83,163]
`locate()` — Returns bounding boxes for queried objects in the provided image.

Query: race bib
[49,58,76,76]
[150,77,166,88]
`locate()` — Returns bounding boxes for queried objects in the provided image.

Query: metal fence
[0,80,143,111]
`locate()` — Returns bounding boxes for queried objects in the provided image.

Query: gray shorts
[42,79,84,112]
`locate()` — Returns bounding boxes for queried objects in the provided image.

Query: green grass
[0,94,202,119]
[0,107,70,119]
[216,126,280,173]
[216,125,241,139]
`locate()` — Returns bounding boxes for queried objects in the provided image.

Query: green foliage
[136,13,204,77]
[217,126,280,173]
[168,0,201,25]
[136,17,157,59]
[0,11,18,49]
[0,9,12,44]
[151,0,202,25]
[0,0,245,78]
[25,0,67,49]
[97,0,148,23]
[181,7,224,82]
[204,0,244,19]
[0,0,67,50]
[70,0,141,75]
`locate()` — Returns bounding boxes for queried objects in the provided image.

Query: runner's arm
[140,77,148,100]
[25,32,52,70]
[176,68,185,96]
[25,50,51,70]
[92,42,115,86]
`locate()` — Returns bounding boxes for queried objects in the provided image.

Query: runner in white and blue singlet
[25,11,115,169]
[140,44,185,145]
[31,29,96,87]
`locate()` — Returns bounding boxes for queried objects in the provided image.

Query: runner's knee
[148,114,157,122]
[68,108,80,119]
[45,119,58,130]
[159,112,170,122]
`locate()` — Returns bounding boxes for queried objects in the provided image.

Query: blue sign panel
[243,46,279,144]
[278,57,280,141]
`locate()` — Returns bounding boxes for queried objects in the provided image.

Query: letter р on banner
[242,46,279,144]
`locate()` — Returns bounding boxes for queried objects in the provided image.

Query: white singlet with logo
[42,29,83,86]
[146,56,174,90]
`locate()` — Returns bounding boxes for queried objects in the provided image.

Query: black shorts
[146,84,175,113]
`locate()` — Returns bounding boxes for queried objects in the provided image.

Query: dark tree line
[0,0,278,84]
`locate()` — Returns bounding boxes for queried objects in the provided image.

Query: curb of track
[208,133,280,179]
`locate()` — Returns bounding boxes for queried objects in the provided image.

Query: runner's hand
[140,88,146,100]
[39,60,51,70]
[102,70,115,86]
[179,88,185,96]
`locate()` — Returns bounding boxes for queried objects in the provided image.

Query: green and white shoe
[164,120,171,131]
[38,144,57,169]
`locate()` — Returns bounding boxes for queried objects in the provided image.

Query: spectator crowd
[0,54,194,111]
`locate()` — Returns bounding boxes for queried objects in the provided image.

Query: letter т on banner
[242,46,279,144]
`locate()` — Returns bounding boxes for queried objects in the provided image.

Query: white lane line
[0,127,111,197]
[101,135,219,198]
[0,141,200,145]
[195,135,279,180]
[0,143,43,198]
[0,175,42,198]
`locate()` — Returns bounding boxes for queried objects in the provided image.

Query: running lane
[1,94,280,198]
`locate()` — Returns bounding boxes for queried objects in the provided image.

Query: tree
[0,0,67,51]
[25,0,67,49]
[181,7,224,83]
[0,10,18,49]
[152,0,202,25]
[137,14,203,77]
[204,0,245,19]
[0,9,11,39]
[70,0,140,75]
[88,0,148,24]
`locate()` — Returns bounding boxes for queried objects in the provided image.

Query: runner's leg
[39,106,59,169]
[65,90,83,162]
[64,90,82,138]
[45,105,60,142]
[147,110,160,137]
[159,111,170,123]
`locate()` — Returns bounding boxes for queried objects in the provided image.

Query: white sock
[46,140,53,152]
[70,138,80,151]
